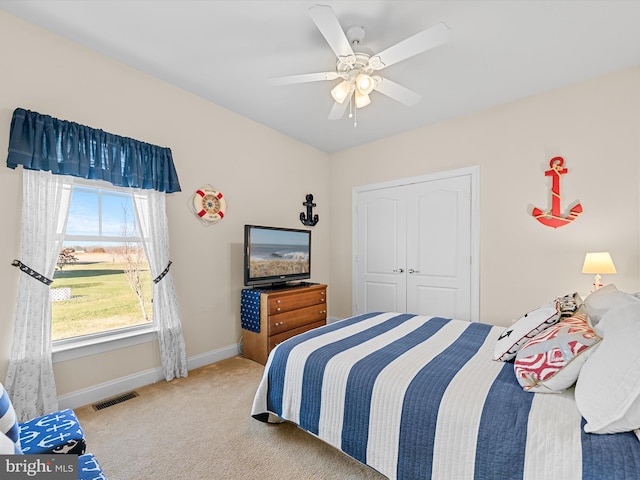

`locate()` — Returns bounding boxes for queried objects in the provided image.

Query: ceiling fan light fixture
[271,5,451,123]
[331,80,352,104]
[355,90,371,109]
[355,73,375,95]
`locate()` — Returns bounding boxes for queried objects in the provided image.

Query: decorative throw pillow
[556,292,582,317]
[514,314,600,393]
[575,303,640,434]
[493,302,562,362]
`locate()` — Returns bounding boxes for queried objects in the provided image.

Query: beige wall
[1,9,639,401]
[329,66,640,325]
[0,11,330,396]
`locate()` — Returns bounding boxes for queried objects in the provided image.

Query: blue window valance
[6,108,181,193]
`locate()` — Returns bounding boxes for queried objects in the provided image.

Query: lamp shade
[354,90,371,108]
[355,73,375,95]
[331,80,352,104]
[582,252,617,274]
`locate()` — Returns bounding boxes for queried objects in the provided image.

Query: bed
[251,302,640,479]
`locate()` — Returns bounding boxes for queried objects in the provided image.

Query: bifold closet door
[405,175,471,320]
[355,175,471,320]
[355,185,408,313]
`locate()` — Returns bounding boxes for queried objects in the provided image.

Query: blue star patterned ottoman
[19,408,86,454]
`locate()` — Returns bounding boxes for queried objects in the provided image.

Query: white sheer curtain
[6,170,72,421]
[133,189,188,381]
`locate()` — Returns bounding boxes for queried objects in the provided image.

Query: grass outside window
[51,254,153,341]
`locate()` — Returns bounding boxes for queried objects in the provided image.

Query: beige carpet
[75,356,387,479]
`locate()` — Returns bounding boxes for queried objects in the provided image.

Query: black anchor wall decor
[300,194,319,226]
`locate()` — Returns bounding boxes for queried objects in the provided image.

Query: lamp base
[590,273,603,293]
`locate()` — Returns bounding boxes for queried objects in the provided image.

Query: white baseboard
[186,343,241,370]
[57,343,240,410]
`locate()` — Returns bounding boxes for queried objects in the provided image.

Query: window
[51,181,153,341]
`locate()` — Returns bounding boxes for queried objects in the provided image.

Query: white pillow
[583,284,640,328]
[575,303,640,434]
[493,302,561,362]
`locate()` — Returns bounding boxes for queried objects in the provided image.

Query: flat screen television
[244,224,311,288]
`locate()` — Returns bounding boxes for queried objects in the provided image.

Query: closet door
[355,186,407,313]
[354,172,473,320]
[405,176,471,320]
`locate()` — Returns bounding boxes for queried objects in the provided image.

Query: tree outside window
[51,184,153,341]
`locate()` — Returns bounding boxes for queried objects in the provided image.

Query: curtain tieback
[11,259,53,285]
[153,261,172,284]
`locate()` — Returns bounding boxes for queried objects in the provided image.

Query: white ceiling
[2,1,640,153]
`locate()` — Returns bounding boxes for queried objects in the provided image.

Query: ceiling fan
[269,4,451,121]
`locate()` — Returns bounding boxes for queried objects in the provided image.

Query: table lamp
[582,251,617,292]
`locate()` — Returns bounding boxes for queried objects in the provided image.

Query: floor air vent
[92,391,139,411]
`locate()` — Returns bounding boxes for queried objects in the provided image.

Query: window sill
[52,326,158,363]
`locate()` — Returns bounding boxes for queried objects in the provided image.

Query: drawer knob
[276,300,281,304]
[320,299,325,302]
[276,307,281,312]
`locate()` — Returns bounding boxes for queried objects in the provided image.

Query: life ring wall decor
[191,185,226,225]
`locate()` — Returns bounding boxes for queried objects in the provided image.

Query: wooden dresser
[242,283,327,365]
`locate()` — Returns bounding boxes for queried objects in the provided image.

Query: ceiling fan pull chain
[348,95,358,127]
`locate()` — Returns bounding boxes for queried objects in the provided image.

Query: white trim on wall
[57,343,240,410]
[53,328,158,363]
[351,166,480,322]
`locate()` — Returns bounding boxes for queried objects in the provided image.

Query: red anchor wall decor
[531,156,582,228]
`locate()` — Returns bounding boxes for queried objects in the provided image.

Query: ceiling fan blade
[309,4,354,60]
[370,22,450,70]
[269,71,339,86]
[374,77,422,106]
[328,96,351,120]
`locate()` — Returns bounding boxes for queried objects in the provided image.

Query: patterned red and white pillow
[514,314,601,393]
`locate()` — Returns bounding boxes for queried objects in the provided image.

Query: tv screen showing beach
[248,228,310,279]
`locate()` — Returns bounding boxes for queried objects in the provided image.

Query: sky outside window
[66,188,138,240]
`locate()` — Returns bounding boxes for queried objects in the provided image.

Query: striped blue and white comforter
[251,312,640,480]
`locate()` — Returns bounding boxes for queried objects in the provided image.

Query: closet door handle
[408,269,419,274]
[393,268,404,273]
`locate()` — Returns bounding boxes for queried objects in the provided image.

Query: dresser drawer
[267,287,326,315]
[242,284,327,365]
[268,304,327,335]
[268,320,326,351]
